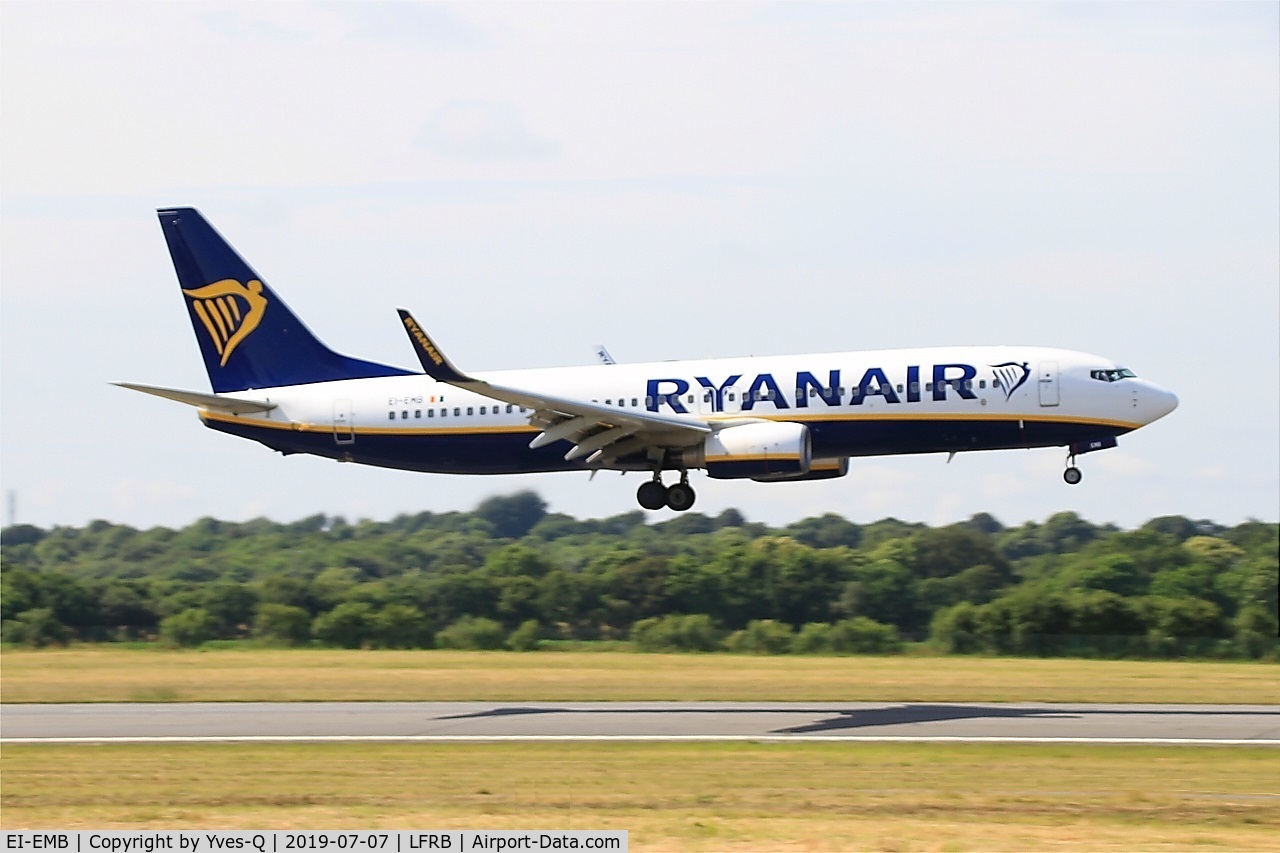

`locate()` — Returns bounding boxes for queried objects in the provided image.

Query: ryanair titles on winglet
[646,363,1011,413]
[402,316,446,368]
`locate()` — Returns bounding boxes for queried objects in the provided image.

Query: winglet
[397,309,470,384]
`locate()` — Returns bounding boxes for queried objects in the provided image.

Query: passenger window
[415,410,421,418]
[979,380,986,389]
[896,384,903,393]
[645,396,654,407]
[910,382,919,393]
[466,407,474,416]
[926,382,933,392]
[441,409,448,418]
[727,392,735,401]
[631,398,638,407]
[809,388,817,398]
[453,408,461,416]
[401,411,408,419]
[687,394,694,403]
[428,409,435,418]
[387,412,395,420]
[480,406,487,415]
[506,405,513,413]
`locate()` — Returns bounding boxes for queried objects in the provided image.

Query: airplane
[117,207,1179,512]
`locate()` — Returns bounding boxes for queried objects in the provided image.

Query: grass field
[3,742,1277,850]
[4,647,1277,850]
[2,646,1278,704]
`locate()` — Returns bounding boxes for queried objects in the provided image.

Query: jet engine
[752,456,849,482]
[682,422,812,479]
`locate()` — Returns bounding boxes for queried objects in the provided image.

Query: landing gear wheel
[665,482,697,512]
[1063,466,1082,485]
[636,480,668,510]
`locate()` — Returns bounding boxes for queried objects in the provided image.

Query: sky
[1,1,1277,533]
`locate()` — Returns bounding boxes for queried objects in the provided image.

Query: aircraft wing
[398,310,710,466]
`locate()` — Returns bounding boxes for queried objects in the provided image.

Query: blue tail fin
[158,207,413,393]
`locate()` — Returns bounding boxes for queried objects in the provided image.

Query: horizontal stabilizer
[112,382,276,414]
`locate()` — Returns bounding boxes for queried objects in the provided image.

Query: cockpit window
[1090,368,1137,382]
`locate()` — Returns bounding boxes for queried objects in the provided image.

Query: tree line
[2,492,1276,659]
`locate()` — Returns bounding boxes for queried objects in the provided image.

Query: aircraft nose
[1141,382,1179,423]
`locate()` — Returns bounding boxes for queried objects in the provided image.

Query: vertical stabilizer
[157,207,412,393]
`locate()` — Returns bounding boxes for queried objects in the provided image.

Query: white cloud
[416,101,559,161]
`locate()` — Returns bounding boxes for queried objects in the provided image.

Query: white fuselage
[199,344,1177,476]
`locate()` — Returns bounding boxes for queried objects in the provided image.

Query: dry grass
[2,647,1277,704]
[2,742,1277,851]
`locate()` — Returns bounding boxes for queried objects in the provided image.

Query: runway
[3,702,1278,745]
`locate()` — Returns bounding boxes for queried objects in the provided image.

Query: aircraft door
[1037,362,1060,407]
[333,399,355,444]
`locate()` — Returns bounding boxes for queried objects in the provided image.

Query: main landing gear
[636,472,697,511]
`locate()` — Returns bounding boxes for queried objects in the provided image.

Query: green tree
[435,616,506,650]
[724,619,794,654]
[1233,606,1279,659]
[494,575,541,628]
[259,575,320,614]
[907,526,1010,581]
[98,582,159,638]
[484,544,555,578]
[202,581,259,637]
[785,513,862,549]
[836,558,914,630]
[507,619,542,651]
[791,622,834,654]
[1,608,70,647]
[631,614,721,652]
[828,617,902,654]
[422,572,498,625]
[312,602,376,648]
[372,603,433,649]
[475,491,548,539]
[159,608,216,647]
[254,603,312,646]
[930,603,983,654]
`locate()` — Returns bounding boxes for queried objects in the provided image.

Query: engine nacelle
[752,456,848,482]
[685,422,812,480]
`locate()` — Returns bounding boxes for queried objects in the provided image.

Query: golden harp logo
[183,279,268,366]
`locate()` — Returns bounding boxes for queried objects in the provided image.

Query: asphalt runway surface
[3,702,1278,744]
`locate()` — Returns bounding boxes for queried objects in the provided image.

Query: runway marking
[5,735,1279,746]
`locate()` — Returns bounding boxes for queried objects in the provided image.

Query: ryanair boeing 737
[118,208,1178,512]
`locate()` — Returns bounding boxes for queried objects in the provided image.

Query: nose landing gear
[1063,451,1083,485]
[636,472,698,511]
